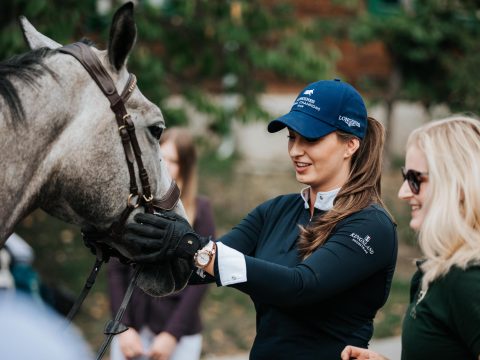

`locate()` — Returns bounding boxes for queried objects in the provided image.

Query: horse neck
[0,68,80,243]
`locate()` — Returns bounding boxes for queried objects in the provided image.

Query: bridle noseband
[57,42,180,359]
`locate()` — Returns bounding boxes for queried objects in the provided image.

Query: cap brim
[267,110,336,140]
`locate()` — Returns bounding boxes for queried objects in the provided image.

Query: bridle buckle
[127,193,141,208]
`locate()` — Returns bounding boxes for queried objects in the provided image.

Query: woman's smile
[294,161,312,173]
[409,202,422,217]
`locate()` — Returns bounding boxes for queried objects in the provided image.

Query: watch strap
[177,233,202,257]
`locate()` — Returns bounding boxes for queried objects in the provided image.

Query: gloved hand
[122,212,210,263]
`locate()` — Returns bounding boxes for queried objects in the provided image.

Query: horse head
[0,2,190,296]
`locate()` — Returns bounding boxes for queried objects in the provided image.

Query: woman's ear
[344,138,360,159]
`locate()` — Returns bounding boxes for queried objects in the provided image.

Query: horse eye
[148,125,163,140]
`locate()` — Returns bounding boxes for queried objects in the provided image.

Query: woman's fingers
[340,345,386,360]
[134,212,171,228]
[125,222,166,239]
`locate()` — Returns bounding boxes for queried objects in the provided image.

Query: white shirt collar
[300,186,340,211]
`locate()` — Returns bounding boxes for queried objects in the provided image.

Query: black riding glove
[122,212,210,264]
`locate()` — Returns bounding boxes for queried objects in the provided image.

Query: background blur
[3,0,480,358]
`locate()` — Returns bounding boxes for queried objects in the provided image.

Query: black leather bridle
[57,42,180,360]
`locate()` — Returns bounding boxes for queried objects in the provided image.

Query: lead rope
[63,238,142,360]
[95,265,143,360]
[65,258,104,325]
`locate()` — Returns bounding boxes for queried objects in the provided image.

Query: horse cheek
[58,142,129,227]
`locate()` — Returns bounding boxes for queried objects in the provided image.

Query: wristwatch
[194,240,216,269]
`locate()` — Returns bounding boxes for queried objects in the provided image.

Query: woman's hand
[341,345,388,360]
[118,328,145,359]
[122,212,209,263]
[148,331,177,360]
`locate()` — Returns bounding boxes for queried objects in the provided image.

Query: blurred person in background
[1,233,74,315]
[342,116,480,360]
[0,237,18,291]
[108,127,216,360]
[2,233,42,302]
[0,291,93,359]
[1,236,92,359]
[121,80,398,359]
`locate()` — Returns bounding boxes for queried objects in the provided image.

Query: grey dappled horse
[0,3,190,296]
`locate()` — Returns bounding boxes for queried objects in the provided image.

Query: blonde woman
[108,127,215,360]
[342,116,480,360]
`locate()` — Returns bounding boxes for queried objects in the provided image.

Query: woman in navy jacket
[123,79,398,359]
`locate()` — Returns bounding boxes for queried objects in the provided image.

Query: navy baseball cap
[268,79,367,140]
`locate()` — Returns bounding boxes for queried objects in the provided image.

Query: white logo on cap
[339,115,361,128]
[303,89,314,96]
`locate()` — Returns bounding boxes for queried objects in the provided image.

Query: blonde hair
[160,127,198,223]
[407,116,480,290]
[298,117,391,257]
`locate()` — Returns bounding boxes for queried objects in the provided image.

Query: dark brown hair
[160,127,198,220]
[297,117,390,258]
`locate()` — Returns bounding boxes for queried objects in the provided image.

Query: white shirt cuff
[216,242,247,286]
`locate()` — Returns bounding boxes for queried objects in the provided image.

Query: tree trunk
[383,67,402,170]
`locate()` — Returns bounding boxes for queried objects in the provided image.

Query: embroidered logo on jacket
[350,233,374,254]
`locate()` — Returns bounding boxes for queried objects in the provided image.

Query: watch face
[197,252,211,266]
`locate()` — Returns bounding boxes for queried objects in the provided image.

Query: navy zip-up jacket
[205,193,397,359]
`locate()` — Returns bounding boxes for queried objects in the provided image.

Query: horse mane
[0,39,94,126]
[0,47,55,125]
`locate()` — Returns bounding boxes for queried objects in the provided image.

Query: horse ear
[19,16,62,50]
[108,2,137,71]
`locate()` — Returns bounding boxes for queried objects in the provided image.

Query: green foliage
[202,286,256,353]
[352,0,480,113]
[373,276,410,338]
[1,0,335,136]
[0,0,102,58]
[131,0,335,133]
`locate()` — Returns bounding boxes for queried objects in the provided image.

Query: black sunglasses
[401,167,429,195]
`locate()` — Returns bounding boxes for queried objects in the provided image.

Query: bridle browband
[58,42,180,359]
